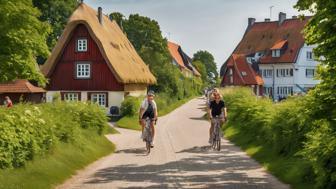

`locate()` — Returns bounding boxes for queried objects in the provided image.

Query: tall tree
[295,1,336,189]
[193,50,218,83]
[109,12,125,30]
[0,0,50,84]
[33,0,78,50]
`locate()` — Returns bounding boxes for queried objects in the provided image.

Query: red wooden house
[41,3,156,110]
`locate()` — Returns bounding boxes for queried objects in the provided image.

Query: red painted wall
[47,24,124,91]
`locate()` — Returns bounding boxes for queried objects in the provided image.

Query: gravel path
[56,97,289,189]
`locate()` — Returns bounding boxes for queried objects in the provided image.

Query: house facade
[167,41,201,78]
[41,3,156,110]
[221,12,319,100]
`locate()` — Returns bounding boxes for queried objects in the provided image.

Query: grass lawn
[116,96,196,131]
[0,128,115,189]
[224,125,315,189]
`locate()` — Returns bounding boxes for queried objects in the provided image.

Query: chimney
[109,14,113,21]
[292,15,297,19]
[265,18,271,22]
[98,7,103,25]
[278,12,286,25]
[80,0,84,4]
[248,18,256,27]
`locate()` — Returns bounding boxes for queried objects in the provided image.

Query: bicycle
[211,117,222,151]
[143,118,154,154]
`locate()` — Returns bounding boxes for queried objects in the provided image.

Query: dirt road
[57,97,289,189]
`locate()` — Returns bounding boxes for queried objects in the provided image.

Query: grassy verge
[0,129,115,189]
[224,125,314,189]
[116,96,196,130]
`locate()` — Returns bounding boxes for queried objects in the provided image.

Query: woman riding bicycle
[208,91,227,144]
[139,91,158,147]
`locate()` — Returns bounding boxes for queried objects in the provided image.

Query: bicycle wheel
[216,139,221,151]
[146,141,151,154]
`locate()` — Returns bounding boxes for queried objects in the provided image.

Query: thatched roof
[41,3,156,85]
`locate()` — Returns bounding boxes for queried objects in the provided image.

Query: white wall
[294,44,320,90]
[108,91,124,108]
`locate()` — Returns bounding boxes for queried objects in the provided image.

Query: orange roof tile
[0,80,45,93]
[228,54,263,85]
[167,41,186,69]
[270,40,288,50]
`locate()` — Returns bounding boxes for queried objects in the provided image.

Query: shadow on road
[84,142,273,189]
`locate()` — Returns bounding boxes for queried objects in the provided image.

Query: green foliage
[0,0,50,84]
[193,60,207,83]
[193,50,218,83]
[120,96,142,117]
[33,0,78,50]
[0,102,108,169]
[294,1,336,188]
[109,12,203,97]
[221,87,316,188]
[0,129,114,189]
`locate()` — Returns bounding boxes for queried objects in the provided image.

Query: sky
[85,0,305,70]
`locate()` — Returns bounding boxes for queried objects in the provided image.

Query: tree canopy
[295,1,336,188]
[32,0,78,50]
[192,50,218,83]
[0,0,50,84]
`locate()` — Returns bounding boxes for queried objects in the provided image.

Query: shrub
[120,96,142,117]
[0,102,108,169]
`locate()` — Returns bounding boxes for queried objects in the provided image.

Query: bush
[120,96,142,117]
[0,102,108,169]
[221,87,336,188]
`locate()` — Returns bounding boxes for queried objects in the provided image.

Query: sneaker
[151,141,154,148]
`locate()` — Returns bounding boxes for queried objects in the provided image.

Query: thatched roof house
[42,3,156,112]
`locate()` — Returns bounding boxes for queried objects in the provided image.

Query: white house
[221,12,320,100]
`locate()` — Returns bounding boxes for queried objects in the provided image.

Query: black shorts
[142,112,154,120]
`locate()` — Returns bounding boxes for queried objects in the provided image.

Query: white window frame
[306,51,313,60]
[277,86,293,96]
[77,39,88,52]
[264,87,272,96]
[263,69,273,78]
[306,69,315,78]
[76,63,91,79]
[64,93,79,101]
[272,49,281,57]
[91,93,106,107]
[229,68,233,76]
[241,71,247,76]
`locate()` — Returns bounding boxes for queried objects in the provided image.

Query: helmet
[147,90,155,97]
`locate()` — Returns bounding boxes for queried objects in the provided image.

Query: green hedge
[221,87,336,189]
[0,102,108,169]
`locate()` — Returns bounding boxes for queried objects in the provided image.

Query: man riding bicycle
[208,91,227,144]
[139,91,158,147]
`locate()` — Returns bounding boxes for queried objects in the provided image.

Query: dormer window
[241,71,247,76]
[272,49,281,57]
[77,38,87,52]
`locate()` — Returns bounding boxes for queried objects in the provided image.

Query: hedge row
[221,87,336,189]
[0,102,108,169]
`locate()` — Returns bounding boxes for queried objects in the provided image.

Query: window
[272,49,281,57]
[306,51,313,60]
[306,69,315,78]
[91,93,106,107]
[263,87,273,96]
[277,86,293,96]
[277,68,293,77]
[76,63,90,78]
[229,76,233,84]
[241,71,247,76]
[229,68,233,76]
[263,69,273,78]
[77,39,87,52]
[64,93,79,101]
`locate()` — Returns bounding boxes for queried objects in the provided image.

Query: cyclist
[139,91,158,147]
[208,91,227,144]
